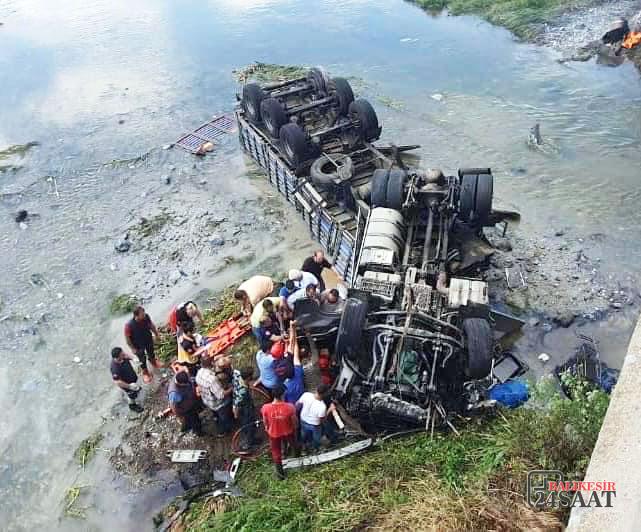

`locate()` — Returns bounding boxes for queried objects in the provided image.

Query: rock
[610,302,623,309]
[114,240,131,253]
[161,175,171,185]
[553,312,575,328]
[199,179,208,185]
[431,93,443,101]
[14,210,28,223]
[162,144,172,150]
[542,323,553,333]
[209,234,225,247]
[538,353,550,363]
[73,356,81,363]
[554,229,565,237]
[110,263,118,271]
[168,270,182,285]
[494,238,513,252]
[528,317,540,327]
[19,222,28,230]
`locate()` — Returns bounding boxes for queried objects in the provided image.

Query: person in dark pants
[301,250,339,293]
[195,356,233,437]
[261,384,299,479]
[124,305,160,383]
[232,366,257,450]
[110,347,143,413]
[168,371,203,435]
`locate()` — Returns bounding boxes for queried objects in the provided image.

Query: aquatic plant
[74,432,103,468]
[232,63,308,83]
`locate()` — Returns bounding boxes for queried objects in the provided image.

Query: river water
[1,0,641,530]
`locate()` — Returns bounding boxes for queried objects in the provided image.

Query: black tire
[242,83,266,123]
[330,77,354,116]
[307,67,330,95]
[458,173,477,223]
[463,318,493,379]
[279,123,311,167]
[310,154,353,187]
[474,173,493,225]
[349,99,381,142]
[335,298,369,362]
[261,97,288,138]
[370,169,390,207]
[386,169,407,210]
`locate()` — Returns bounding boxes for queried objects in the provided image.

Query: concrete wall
[567,316,641,531]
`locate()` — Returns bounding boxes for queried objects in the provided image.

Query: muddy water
[1,0,641,530]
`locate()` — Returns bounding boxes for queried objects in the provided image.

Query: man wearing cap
[255,342,282,395]
[168,371,203,435]
[288,269,319,291]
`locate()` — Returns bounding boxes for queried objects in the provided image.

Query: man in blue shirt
[284,321,305,404]
[255,346,281,394]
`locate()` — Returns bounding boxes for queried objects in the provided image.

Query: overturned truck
[236,67,522,432]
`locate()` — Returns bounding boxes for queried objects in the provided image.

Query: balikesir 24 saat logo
[526,470,616,509]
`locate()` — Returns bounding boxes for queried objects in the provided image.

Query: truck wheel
[335,298,369,362]
[307,67,330,95]
[475,173,493,225]
[310,154,353,187]
[458,173,477,222]
[386,169,407,210]
[242,83,266,123]
[330,77,354,116]
[349,99,381,142]
[261,98,288,138]
[370,169,390,207]
[279,123,310,167]
[463,318,493,379]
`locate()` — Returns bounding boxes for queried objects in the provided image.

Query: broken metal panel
[175,114,236,154]
[282,439,373,469]
[167,450,207,463]
[505,265,527,290]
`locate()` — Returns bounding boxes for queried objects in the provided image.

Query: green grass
[233,63,308,83]
[175,375,609,531]
[410,0,592,38]
[109,293,139,315]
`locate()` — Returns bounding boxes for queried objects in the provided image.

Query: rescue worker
[168,371,203,435]
[110,347,143,412]
[124,306,160,384]
[261,384,299,479]
[250,297,283,342]
[287,282,319,309]
[234,275,274,316]
[288,269,319,291]
[301,250,339,292]
[177,322,201,375]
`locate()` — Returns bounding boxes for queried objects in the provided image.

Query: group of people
[109,250,345,477]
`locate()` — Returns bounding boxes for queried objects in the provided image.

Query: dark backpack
[273,356,294,380]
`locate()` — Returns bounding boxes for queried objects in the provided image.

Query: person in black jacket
[301,250,339,292]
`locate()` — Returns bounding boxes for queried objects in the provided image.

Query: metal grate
[356,277,398,300]
[175,114,236,154]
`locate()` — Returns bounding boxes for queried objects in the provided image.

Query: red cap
[270,341,285,359]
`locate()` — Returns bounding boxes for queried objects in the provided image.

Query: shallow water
[1,0,641,529]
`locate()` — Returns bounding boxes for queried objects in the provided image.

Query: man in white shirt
[288,269,319,291]
[297,384,329,451]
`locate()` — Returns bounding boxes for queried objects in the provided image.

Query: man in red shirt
[261,384,299,479]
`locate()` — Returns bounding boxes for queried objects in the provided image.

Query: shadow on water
[1,0,640,529]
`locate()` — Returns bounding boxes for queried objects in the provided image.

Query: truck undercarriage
[236,66,524,432]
